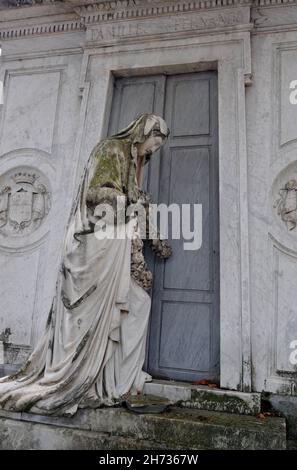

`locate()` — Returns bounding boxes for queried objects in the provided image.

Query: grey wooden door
[109,72,219,382]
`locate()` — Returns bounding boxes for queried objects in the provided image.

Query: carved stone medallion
[0,168,51,236]
[275,179,297,231]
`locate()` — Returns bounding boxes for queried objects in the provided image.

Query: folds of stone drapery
[0,219,152,416]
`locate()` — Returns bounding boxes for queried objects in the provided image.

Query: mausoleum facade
[0,0,297,425]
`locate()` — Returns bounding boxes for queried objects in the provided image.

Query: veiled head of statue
[110,113,169,162]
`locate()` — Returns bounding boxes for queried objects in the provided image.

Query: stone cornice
[0,18,84,39]
[0,0,59,8]
[254,0,297,6]
[0,0,297,13]
[0,0,254,40]
[75,0,252,25]
[1,0,297,41]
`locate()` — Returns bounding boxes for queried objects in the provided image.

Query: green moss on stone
[189,389,258,415]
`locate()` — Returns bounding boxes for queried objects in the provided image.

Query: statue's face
[136,134,165,158]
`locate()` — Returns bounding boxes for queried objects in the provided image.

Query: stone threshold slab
[143,379,261,415]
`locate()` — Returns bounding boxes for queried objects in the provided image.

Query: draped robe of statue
[0,114,170,416]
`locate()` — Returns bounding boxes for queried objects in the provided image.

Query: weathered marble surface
[0,2,252,398]
[144,380,261,416]
[247,29,297,395]
[0,0,61,8]
[0,114,171,416]
[0,407,287,450]
[0,0,297,400]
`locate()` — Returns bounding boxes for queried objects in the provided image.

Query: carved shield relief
[0,168,51,236]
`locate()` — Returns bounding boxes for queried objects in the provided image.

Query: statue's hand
[136,190,173,259]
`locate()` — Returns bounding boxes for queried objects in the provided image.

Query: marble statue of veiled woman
[0,114,171,416]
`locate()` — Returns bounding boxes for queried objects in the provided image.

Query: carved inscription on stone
[88,10,244,42]
[0,168,51,236]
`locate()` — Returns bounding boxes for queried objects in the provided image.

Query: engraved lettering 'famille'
[89,11,242,42]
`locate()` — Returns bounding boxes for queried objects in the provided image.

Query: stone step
[144,380,261,415]
[0,405,286,450]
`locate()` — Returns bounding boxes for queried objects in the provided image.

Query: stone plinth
[0,406,287,450]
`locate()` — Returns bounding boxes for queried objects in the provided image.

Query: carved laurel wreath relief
[0,167,51,236]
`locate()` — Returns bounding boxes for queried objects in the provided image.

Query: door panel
[108,75,165,195]
[171,79,210,137]
[109,72,219,382]
[163,147,211,292]
[159,302,211,372]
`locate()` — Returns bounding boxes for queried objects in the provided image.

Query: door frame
[108,72,220,382]
[78,29,252,392]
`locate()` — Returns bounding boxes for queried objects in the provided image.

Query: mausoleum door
[109,72,220,382]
